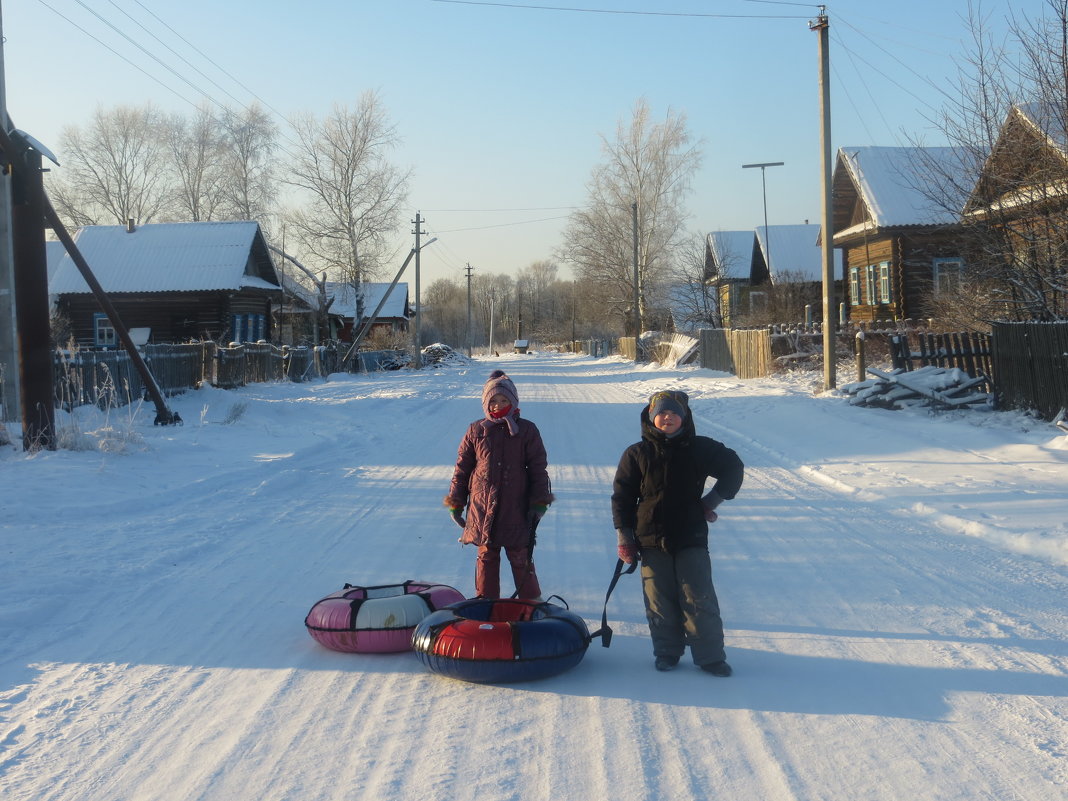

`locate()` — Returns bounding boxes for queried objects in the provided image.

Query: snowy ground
[2,351,1067,801]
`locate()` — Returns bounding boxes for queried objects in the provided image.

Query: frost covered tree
[559,98,701,335]
[285,91,410,324]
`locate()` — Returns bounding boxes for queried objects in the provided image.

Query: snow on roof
[325,281,410,320]
[755,223,841,282]
[706,230,754,279]
[1015,102,1068,153]
[45,240,66,283]
[838,146,967,229]
[48,221,279,294]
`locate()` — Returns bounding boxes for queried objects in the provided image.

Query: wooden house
[704,230,753,327]
[962,102,1068,319]
[831,146,968,323]
[324,281,411,342]
[49,220,282,347]
[705,225,841,326]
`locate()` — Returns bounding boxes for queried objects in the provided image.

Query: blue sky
[2,0,1043,286]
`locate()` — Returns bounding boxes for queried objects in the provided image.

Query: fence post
[855,330,866,382]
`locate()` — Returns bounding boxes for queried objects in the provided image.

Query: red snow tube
[411,597,591,683]
[305,581,465,653]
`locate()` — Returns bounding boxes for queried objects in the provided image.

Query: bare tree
[912,0,1068,323]
[217,104,278,225]
[165,105,224,222]
[667,232,721,330]
[285,91,411,324]
[558,98,701,334]
[49,104,175,227]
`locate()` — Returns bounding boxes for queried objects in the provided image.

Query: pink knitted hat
[482,370,520,434]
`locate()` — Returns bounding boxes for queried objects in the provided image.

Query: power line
[431,215,572,233]
[33,0,199,110]
[429,0,809,19]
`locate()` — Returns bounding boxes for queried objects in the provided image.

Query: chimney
[127,218,136,233]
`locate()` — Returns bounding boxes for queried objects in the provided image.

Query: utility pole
[0,8,19,424]
[10,135,55,448]
[488,288,495,355]
[464,262,473,357]
[412,212,425,368]
[812,6,836,391]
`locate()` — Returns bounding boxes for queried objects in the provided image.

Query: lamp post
[742,161,784,277]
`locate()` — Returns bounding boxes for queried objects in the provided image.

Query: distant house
[831,146,968,323]
[273,271,320,346]
[704,225,841,326]
[324,281,412,342]
[49,220,282,347]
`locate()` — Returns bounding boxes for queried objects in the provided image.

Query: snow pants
[640,546,725,666]
[475,544,542,599]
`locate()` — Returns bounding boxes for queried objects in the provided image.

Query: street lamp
[742,161,784,276]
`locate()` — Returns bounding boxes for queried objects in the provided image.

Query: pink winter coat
[444,415,553,549]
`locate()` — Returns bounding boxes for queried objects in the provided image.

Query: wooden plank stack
[840,365,994,411]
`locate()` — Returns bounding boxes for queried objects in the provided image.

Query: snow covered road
[2,352,1067,800]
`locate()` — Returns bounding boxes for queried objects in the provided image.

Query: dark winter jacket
[611,407,744,554]
[444,416,553,549]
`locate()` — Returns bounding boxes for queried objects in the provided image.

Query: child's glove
[616,527,638,563]
[526,504,549,526]
[448,508,466,528]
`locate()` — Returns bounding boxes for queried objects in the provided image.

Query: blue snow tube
[411,597,591,683]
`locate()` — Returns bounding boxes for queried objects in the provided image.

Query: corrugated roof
[48,221,279,294]
[325,281,410,320]
[838,146,966,229]
[706,230,754,279]
[755,224,841,282]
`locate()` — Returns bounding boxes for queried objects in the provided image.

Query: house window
[94,313,117,348]
[932,258,963,295]
[849,266,860,305]
[748,291,767,313]
[864,265,878,306]
[878,262,892,304]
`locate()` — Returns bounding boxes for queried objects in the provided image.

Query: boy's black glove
[701,490,722,523]
[449,509,466,528]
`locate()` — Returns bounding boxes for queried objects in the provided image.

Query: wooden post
[855,330,866,383]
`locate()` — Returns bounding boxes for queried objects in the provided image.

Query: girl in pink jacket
[445,370,553,599]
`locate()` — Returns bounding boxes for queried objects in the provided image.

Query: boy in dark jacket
[445,370,553,599]
[611,390,744,675]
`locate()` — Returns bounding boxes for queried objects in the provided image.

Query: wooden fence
[990,322,1068,421]
[699,328,772,379]
[52,342,394,412]
[888,331,993,378]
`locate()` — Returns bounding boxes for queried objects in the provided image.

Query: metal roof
[755,223,841,282]
[837,146,967,230]
[706,230,754,280]
[324,281,410,320]
[48,221,280,294]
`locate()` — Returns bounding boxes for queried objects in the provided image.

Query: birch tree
[285,91,410,324]
[50,103,174,227]
[558,98,701,334]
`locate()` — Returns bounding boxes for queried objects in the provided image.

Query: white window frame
[932,258,963,295]
[864,264,878,306]
[878,261,892,304]
[94,313,117,348]
[849,266,860,305]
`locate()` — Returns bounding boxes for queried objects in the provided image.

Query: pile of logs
[840,365,994,411]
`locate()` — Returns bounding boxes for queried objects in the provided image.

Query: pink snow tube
[305,581,466,653]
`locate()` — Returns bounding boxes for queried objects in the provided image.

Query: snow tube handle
[591,558,638,648]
